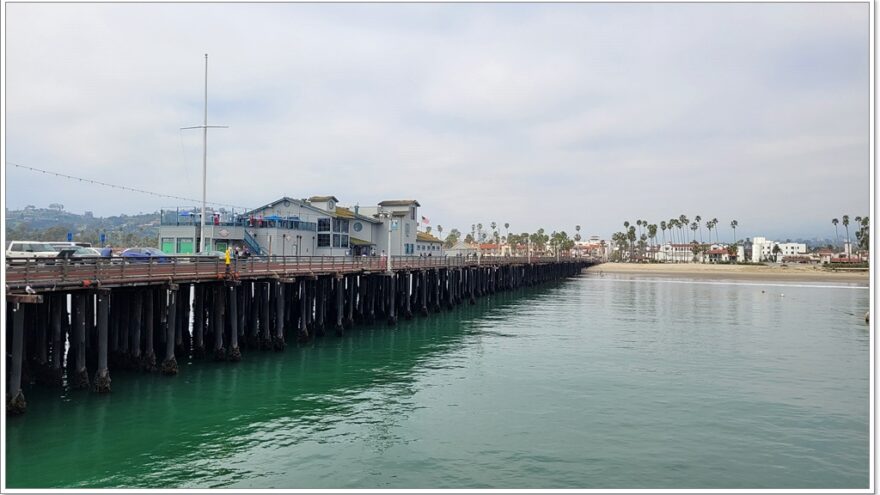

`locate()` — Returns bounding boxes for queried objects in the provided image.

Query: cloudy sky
[4,2,870,241]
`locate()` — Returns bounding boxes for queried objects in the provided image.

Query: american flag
[421,215,430,225]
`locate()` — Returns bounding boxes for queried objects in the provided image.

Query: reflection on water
[6,274,870,489]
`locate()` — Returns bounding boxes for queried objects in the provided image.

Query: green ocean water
[5,273,870,489]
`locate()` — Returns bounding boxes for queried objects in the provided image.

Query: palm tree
[832,218,840,249]
[679,215,688,250]
[711,218,719,243]
[426,226,432,235]
[772,244,782,262]
[437,225,443,241]
[706,219,714,246]
[669,218,681,263]
[857,216,870,252]
[648,224,658,260]
[627,226,637,261]
[695,215,703,243]
[660,221,667,248]
[842,215,851,252]
[730,220,738,245]
[504,222,510,239]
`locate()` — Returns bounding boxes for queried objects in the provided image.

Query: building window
[318,234,330,247]
[318,218,331,232]
[331,234,350,248]
[333,218,349,233]
[405,223,410,237]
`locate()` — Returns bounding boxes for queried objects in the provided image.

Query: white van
[6,241,60,261]
[49,241,92,250]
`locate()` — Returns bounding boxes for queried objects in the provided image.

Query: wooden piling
[94,290,111,393]
[161,285,179,375]
[7,302,27,414]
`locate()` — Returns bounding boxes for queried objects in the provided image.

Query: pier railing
[5,255,594,292]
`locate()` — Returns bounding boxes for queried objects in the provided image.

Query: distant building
[416,231,444,256]
[751,237,806,262]
[447,241,478,257]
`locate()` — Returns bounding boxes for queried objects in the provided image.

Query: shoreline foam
[585,262,869,285]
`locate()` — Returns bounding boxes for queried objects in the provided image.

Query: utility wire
[8,161,252,210]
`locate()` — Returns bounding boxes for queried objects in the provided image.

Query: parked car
[191,250,228,262]
[121,247,171,263]
[56,247,103,261]
[6,241,61,262]
[49,241,92,251]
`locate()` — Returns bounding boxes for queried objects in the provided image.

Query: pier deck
[5,255,579,293]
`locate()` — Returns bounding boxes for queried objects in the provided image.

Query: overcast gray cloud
[4,2,869,241]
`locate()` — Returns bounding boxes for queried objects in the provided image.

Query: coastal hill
[4,205,159,247]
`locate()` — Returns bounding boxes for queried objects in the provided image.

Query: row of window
[417,244,440,251]
[317,234,350,248]
[318,218,351,233]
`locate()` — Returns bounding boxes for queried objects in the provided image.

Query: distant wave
[588,277,869,290]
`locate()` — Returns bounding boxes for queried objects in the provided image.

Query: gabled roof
[334,206,355,219]
[245,196,330,217]
[378,199,420,207]
[336,206,381,224]
[308,196,339,203]
[447,241,478,251]
[416,231,443,243]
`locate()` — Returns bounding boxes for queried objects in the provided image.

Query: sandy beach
[586,262,870,285]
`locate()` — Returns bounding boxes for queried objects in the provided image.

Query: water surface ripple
[6,273,869,488]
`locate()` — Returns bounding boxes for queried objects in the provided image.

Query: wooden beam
[6,294,44,304]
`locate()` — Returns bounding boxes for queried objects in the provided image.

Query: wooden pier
[5,255,595,414]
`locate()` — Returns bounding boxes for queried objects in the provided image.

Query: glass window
[318,218,331,232]
[318,234,330,247]
[405,223,410,237]
[332,234,341,248]
[333,218,349,233]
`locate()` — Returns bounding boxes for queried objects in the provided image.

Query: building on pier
[416,231,444,256]
[158,196,422,257]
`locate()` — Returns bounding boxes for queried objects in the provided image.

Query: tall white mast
[182,53,227,253]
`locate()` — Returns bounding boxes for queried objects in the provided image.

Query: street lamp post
[378,209,392,273]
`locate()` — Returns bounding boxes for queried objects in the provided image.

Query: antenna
[181,53,228,253]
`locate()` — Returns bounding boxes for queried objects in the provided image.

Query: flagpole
[181,53,228,253]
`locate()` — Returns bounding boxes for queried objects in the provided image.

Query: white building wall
[751,236,805,262]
